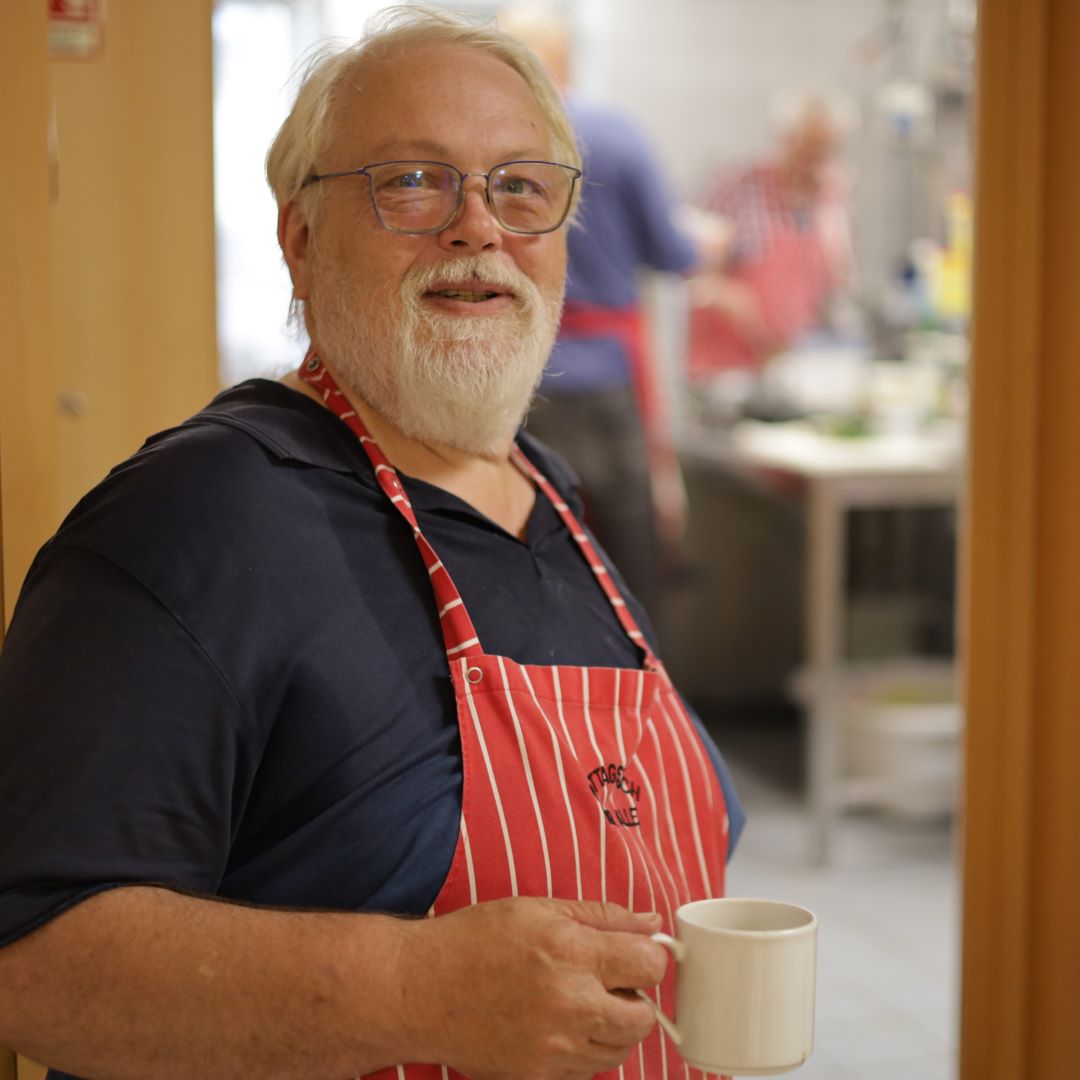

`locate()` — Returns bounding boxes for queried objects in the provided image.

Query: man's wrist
[376,913,450,1068]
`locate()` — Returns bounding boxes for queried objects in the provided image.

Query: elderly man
[0,10,741,1080]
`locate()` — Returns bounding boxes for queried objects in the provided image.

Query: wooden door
[1,0,218,617]
[49,0,220,514]
[0,0,59,623]
[0,3,217,1074]
[960,0,1080,1076]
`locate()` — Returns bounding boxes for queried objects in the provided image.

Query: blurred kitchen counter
[670,407,964,862]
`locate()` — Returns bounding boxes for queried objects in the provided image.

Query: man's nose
[438,176,503,252]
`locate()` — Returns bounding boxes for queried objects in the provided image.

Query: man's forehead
[324,43,552,163]
[335,42,532,116]
[360,135,552,164]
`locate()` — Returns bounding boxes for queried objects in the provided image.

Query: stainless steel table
[680,420,964,863]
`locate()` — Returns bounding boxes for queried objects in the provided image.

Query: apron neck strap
[298,351,483,662]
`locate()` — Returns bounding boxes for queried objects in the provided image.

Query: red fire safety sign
[49,0,106,59]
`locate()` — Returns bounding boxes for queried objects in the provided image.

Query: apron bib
[299,355,729,1080]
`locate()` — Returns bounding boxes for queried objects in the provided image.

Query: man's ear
[279,200,313,301]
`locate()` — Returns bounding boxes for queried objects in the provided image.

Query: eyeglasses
[301,159,582,236]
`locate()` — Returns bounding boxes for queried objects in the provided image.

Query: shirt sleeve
[0,545,259,947]
[613,118,698,275]
[680,696,746,859]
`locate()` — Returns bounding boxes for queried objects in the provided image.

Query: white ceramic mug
[639,897,817,1076]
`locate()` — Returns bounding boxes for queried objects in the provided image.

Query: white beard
[311,254,563,458]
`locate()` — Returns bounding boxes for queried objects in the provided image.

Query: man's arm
[0,547,667,1079]
[0,886,667,1080]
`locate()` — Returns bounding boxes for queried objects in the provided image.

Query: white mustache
[404,255,535,302]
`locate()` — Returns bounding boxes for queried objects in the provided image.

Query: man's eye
[390,172,429,189]
[376,169,440,192]
[501,176,539,196]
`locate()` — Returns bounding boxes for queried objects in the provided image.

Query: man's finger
[595,932,670,991]
[589,989,659,1048]
[561,900,662,935]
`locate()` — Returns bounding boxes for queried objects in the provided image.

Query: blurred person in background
[0,9,742,1080]
[500,4,728,629]
[688,92,856,378]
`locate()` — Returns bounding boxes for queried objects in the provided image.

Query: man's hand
[400,898,670,1080]
[676,205,736,273]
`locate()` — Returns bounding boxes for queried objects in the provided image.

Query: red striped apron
[299,354,729,1080]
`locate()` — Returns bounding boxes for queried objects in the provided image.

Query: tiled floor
[705,710,960,1080]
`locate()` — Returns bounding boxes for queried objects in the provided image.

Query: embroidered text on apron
[299,354,730,1080]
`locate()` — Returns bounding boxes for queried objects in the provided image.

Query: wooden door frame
[0,0,58,627]
[1,5,59,1067]
[960,0,1080,1076]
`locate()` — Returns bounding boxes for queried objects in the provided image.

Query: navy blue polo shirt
[0,379,743,953]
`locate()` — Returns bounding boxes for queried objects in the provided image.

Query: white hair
[770,87,860,139]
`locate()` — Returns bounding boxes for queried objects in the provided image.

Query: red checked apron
[299,354,729,1080]
[688,188,828,378]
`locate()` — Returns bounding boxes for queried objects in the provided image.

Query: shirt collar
[186,379,585,518]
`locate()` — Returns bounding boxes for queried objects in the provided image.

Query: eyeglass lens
[366,162,575,234]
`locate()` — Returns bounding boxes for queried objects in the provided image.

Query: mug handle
[635,932,687,1046]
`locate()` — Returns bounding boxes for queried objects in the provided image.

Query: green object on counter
[814,413,873,438]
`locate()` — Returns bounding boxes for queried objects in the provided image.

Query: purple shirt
[541,98,698,393]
